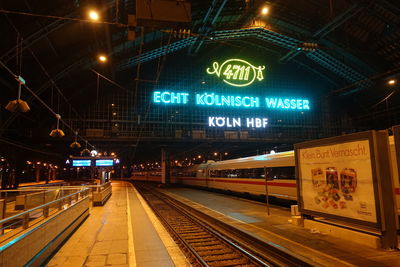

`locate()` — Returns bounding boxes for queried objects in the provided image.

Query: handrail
[21,182,111,190]
[0,188,62,193]
[0,188,89,226]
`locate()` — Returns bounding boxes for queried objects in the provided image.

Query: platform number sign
[206,59,265,87]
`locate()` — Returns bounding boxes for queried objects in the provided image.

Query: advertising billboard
[296,130,399,248]
[72,160,92,167]
[297,140,377,223]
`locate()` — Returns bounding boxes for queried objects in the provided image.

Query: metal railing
[21,182,111,197]
[88,181,111,193]
[0,188,89,240]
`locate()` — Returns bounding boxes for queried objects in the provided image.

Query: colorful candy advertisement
[297,140,377,223]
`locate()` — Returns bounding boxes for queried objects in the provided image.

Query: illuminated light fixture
[299,42,318,52]
[6,76,30,112]
[80,141,91,156]
[98,55,107,62]
[88,10,99,21]
[213,152,218,156]
[6,99,30,112]
[197,155,202,159]
[70,131,81,148]
[49,114,65,137]
[270,150,276,154]
[261,6,269,15]
[388,79,396,85]
[81,148,91,156]
[70,141,81,148]
[90,150,98,157]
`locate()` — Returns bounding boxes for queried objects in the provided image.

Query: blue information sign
[72,160,91,167]
[96,159,114,166]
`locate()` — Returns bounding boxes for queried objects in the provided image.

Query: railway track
[134,183,313,267]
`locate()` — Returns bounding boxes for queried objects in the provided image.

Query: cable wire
[0,9,128,27]
[0,59,94,149]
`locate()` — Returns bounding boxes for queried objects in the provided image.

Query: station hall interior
[1,0,400,266]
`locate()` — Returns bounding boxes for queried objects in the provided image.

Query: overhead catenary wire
[90,68,128,91]
[372,90,396,108]
[3,13,85,122]
[0,9,128,27]
[0,59,94,149]
[0,138,62,157]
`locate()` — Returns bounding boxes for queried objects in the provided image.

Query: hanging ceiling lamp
[70,131,81,148]
[49,114,65,137]
[81,141,91,156]
[5,76,30,112]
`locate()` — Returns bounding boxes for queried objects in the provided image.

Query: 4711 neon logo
[206,59,265,87]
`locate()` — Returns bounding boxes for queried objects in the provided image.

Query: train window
[210,168,265,179]
[267,167,295,180]
[210,170,221,177]
[184,171,196,177]
[241,168,265,179]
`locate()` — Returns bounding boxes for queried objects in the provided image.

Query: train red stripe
[395,188,400,195]
[176,177,296,187]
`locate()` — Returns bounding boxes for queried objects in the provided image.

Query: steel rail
[135,183,273,266]
[165,194,272,267]
[140,191,209,266]
[135,182,314,266]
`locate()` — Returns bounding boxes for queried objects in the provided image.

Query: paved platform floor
[160,186,400,267]
[47,181,189,267]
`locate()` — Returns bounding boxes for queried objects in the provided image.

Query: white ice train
[132,137,400,214]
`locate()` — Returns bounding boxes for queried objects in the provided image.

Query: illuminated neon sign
[153,91,189,104]
[206,59,265,87]
[208,117,268,128]
[153,91,310,110]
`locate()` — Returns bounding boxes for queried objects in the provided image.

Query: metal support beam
[117,37,196,71]
[0,0,116,64]
[280,3,365,63]
[0,15,72,64]
[188,0,228,55]
[117,27,372,95]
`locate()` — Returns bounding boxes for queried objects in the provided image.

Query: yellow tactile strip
[125,185,136,267]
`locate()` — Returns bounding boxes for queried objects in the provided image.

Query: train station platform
[47,181,189,267]
[158,186,400,267]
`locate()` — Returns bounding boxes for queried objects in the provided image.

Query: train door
[264,166,271,215]
[205,167,209,188]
